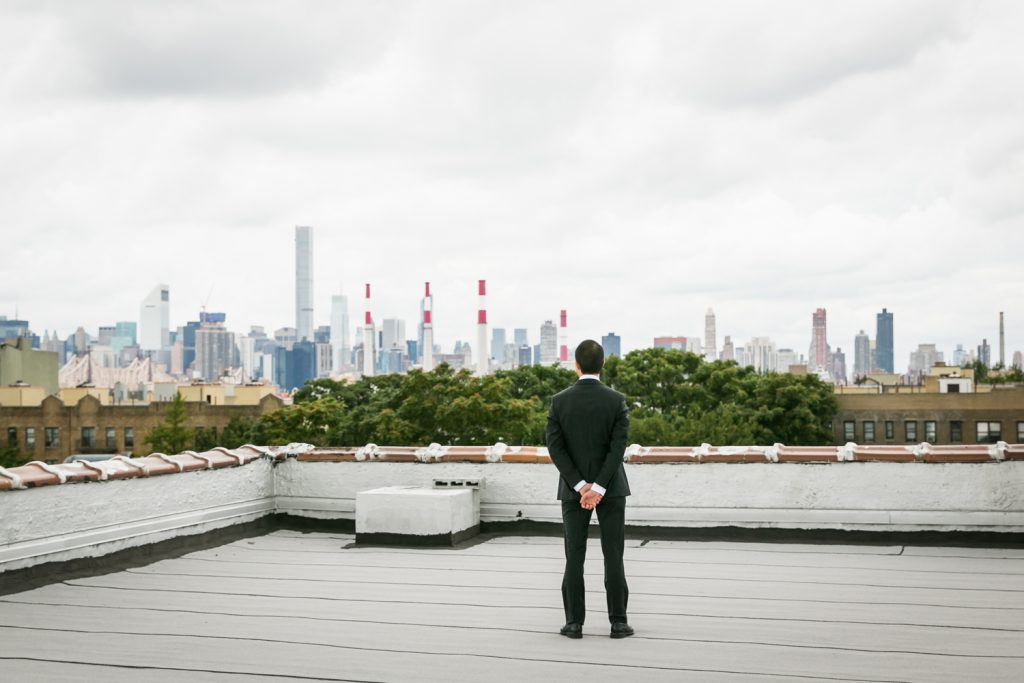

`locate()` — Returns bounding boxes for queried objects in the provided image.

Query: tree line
[145,349,838,452]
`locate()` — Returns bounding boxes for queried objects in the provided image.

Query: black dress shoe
[560,623,583,639]
[610,622,634,639]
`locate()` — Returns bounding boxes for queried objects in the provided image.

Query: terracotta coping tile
[1005,445,1024,460]
[12,462,63,488]
[923,452,995,463]
[52,462,103,483]
[166,452,214,472]
[193,449,244,469]
[776,453,840,463]
[296,451,358,462]
[444,446,489,454]
[133,455,184,476]
[0,478,11,491]
[851,448,917,462]
[440,453,489,463]
[378,453,420,462]
[630,454,701,464]
[500,454,543,463]
[696,454,770,464]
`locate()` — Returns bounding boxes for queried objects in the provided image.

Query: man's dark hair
[575,339,604,374]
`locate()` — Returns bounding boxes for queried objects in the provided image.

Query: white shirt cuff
[573,480,587,492]
[591,483,607,497]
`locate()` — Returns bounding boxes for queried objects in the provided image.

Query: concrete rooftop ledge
[1,441,1022,491]
[2,442,1023,580]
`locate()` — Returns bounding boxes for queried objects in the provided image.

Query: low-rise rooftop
[2,530,1022,681]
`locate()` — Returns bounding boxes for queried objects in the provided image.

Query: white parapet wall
[3,458,1024,574]
[0,460,274,573]
[275,459,1024,533]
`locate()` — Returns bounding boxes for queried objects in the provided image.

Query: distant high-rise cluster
[295,226,314,342]
[8,226,1018,396]
[876,308,894,373]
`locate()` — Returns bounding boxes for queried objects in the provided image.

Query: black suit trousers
[561,495,628,625]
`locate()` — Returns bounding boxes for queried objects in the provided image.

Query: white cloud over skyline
[2,1,1022,369]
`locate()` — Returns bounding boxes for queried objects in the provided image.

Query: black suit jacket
[546,378,631,501]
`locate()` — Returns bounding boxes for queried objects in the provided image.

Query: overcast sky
[2,1,1022,369]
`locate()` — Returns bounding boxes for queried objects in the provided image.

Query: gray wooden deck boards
[1,531,1022,682]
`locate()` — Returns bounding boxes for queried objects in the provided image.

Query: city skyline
[2,3,1022,369]
[5,274,1019,378]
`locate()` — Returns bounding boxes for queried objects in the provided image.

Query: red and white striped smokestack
[362,283,374,377]
[559,309,569,363]
[422,281,434,372]
[476,279,488,375]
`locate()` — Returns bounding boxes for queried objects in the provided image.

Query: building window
[905,421,917,443]
[81,427,96,449]
[976,421,1001,444]
[947,383,960,393]
[1018,422,1024,444]
[863,421,875,444]
[44,427,60,449]
[25,427,35,450]
[950,421,963,444]
[884,421,894,440]
[843,421,855,442]
[106,427,117,450]
[924,421,937,443]
[124,427,134,449]
[6,427,16,448]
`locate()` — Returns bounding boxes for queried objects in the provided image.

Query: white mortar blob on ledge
[355,486,480,546]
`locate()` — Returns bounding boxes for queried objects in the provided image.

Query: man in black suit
[546,339,633,639]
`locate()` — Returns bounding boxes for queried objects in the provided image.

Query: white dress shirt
[572,374,606,497]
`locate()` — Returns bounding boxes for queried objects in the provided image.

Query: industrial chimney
[422,282,434,372]
[362,283,375,377]
[476,280,488,375]
[559,309,569,365]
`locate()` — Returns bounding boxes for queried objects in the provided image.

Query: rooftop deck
[2,530,1022,682]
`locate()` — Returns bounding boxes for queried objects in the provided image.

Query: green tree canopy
[145,392,195,454]
[250,351,838,447]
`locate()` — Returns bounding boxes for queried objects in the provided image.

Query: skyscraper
[381,318,406,358]
[295,226,314,342]
[978,338,991,367]
[704,308,717,361]
[909,344,943,375]
[721,336,735,361]
[999,312,1005,367]
[514,328,528,348]
[831,348,847,384]
[809,308,827,370]
[746,336,778,374]
[195,312,236,381]
[490,328,506,363]
[139,284,170,351]
[875,308,894,373]
[952,344,967,367]
[330,293,350,373]
[539,320,557,365]
[601,332,621,358]
[854,330,871,378]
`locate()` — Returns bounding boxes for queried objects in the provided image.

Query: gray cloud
[1,1,1022,371]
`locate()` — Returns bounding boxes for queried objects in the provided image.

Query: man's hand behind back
[580,486,603,510]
